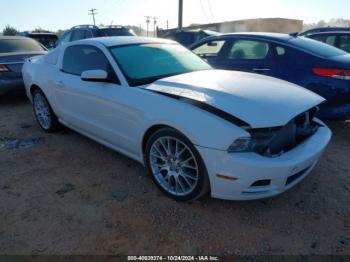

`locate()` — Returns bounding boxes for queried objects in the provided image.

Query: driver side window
[62,45,119,83]
[192,40,225,58]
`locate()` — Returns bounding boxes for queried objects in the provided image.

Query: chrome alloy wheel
[149,136,199,196]
[33,93,52,130]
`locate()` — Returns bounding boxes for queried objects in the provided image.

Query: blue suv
[190,33,350,120]
[56,25,136,47]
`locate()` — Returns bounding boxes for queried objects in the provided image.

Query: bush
[3,25,18,36]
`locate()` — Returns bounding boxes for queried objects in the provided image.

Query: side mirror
[81,70,109,82]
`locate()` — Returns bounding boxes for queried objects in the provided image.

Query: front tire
[145,128,210,201]
[32,89,60,132]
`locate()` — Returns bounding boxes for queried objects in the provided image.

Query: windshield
[110,43,212,86]
[0,38,45,53]
[98,28,136,37]
[292,37,347,57]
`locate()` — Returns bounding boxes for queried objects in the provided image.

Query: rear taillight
[312,68,350,80]
[0,64,9,72]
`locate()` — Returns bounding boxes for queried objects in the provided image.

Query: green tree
[3,25,18,36]
[33,27,50,33]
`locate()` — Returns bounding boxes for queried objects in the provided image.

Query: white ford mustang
[22,37,332,201]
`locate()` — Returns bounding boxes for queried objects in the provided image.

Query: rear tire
[145,127,210,201]
[32,89,60,133]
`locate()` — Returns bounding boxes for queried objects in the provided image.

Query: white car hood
[145,69,325,128]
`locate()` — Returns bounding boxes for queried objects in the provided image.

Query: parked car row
[21,36,333,201]
[2,26,349,201]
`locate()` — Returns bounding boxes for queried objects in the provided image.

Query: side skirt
[58,118,145,165]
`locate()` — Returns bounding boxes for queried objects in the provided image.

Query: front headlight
[228,132,275,153]
[228,138,252,152]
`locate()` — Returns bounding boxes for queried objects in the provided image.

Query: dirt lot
[0,93,349,256]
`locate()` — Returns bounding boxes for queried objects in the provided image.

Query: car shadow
[0,92,29,106]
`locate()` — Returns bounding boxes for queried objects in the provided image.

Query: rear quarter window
[44,48,60,65]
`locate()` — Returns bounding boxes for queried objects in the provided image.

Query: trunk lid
[0,52,46,73]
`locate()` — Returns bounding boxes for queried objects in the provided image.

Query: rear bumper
[196,123,332,201]
[0,78,24,95]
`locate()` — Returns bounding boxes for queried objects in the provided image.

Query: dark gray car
[0,36,46,95]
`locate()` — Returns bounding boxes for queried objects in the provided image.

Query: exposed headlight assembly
[229,108,320,155]
[228,132,276,153]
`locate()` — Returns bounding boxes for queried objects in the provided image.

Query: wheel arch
[142,124,174,154]
[141,123,201,155]
[30,84,41,96]
[29,84,59,117]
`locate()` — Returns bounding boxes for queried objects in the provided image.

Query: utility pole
[178,0,183,29]
[89,8,98,26]
[152,17,158,37]
[166,19,169,30]
[145,16,151,37]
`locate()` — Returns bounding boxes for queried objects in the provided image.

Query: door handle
[253,68,271,71]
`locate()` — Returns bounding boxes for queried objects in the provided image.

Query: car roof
[98,26,129,29]
[303,26,350,31]
[306,31,350,36]
[0,36,31,40]
[75,36,177,47]
[27,33,57,36]
[203,32,295,43]
[70,25,129,30]
[174,29,218,33]
[299,27,350,36]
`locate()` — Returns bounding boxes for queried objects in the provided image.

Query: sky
[1,0,349,32]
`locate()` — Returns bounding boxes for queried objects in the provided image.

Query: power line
[88,8,98,26]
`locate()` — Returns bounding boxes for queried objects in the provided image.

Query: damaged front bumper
[196,119,332,201]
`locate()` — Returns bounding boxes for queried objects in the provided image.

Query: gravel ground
[0,93,349,256]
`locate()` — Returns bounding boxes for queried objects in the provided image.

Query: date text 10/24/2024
[127,256,220,261]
